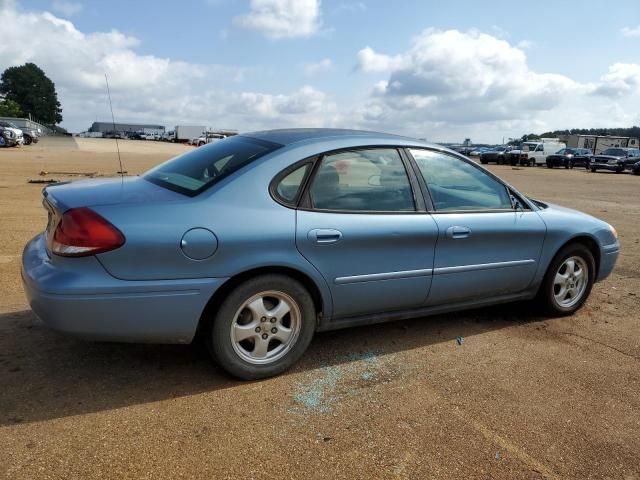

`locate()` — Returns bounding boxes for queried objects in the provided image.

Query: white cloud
[51,0,82,17]
[356,46,406,73]
[303,58,332,75]
[235,0,322,39]
[351,29,640,142]
[0,4,336,131]
[592,63,640,97]
[621,25,640,37]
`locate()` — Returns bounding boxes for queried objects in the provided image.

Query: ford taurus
[22,129,620,379]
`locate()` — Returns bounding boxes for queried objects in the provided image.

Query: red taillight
[51,207,125,257]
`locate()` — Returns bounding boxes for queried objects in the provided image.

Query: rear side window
[144,136,281,196]
[309,148,415,212]
[274,163,311,205]
[410,149,512,211]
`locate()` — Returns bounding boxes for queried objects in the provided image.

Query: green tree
[0,98,23,117]
[0,63,62,124]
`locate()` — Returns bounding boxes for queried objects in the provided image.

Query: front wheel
[24,136,32,145]
[207,274,316,380]
[537,244,595,316]
[590,167,596,172]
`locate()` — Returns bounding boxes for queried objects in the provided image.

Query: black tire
[633,169,640,176]
[546,162,553,169]
[480,158,488,165]
[24,135,32,145]
[590,167,596,172]
[207,274,316,380]
[537,243,595,316]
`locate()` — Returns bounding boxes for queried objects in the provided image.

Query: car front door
[295,148,439,319]
[408,148,547,306]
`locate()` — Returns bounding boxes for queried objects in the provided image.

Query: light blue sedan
[22,129,620,379]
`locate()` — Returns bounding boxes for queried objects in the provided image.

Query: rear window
[144,136,281,196]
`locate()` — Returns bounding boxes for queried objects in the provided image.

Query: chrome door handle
[308,229,343,244]
[447,226,471,239]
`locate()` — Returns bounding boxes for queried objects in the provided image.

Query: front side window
[409,149,512,211]
[309,148,414,212]
[144,136,281,196]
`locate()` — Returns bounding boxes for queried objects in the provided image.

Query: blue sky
[2,0,640,142]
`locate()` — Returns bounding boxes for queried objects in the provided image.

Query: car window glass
[144,136,280,196]
[410,149,512,211]
[309,148,414,212]
[275,163,311,205]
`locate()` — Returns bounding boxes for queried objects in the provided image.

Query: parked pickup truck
[590,148,640,173]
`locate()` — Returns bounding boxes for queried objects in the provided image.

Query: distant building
[88,122,165,135]
[566,134,639,154]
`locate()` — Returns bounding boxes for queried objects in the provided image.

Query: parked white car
[0,121,24,147]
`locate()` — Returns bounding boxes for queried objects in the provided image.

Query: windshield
[144,135,281,196]
[602,148,626,156]
[0,121,18,128]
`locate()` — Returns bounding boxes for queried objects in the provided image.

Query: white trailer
[174,125,206,143]
[567,135,640,155]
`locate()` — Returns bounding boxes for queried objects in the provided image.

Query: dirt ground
[0,137,638,479]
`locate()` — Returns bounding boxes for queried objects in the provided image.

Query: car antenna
[104,73,124,179]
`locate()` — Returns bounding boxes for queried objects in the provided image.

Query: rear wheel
[590,167,596,172]
[207,274,316,380]
[24,135,32,145]
[537,244,595,316]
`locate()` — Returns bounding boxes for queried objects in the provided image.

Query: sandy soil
[0,137,638,479]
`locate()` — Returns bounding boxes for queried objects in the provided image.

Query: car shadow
[0,303,546,426]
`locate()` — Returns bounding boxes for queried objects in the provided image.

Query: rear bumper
[22,234,227,343]
[597,242,620,282]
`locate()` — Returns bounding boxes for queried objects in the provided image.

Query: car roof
[240,128,421,146]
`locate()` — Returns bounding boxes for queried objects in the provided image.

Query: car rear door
[294,147,439,319]
[407,148,546,306]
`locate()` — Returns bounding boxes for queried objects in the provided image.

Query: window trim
[404,147,533,214]
[298,146,425,215]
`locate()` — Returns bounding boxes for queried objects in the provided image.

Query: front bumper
[591,162,622,171]
[597,242,620,282]
[22,234,227,344]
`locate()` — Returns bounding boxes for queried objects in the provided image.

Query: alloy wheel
[230,290,301,365]
[553,256,589,308]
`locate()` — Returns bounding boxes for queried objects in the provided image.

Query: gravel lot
[1,137,638,479]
